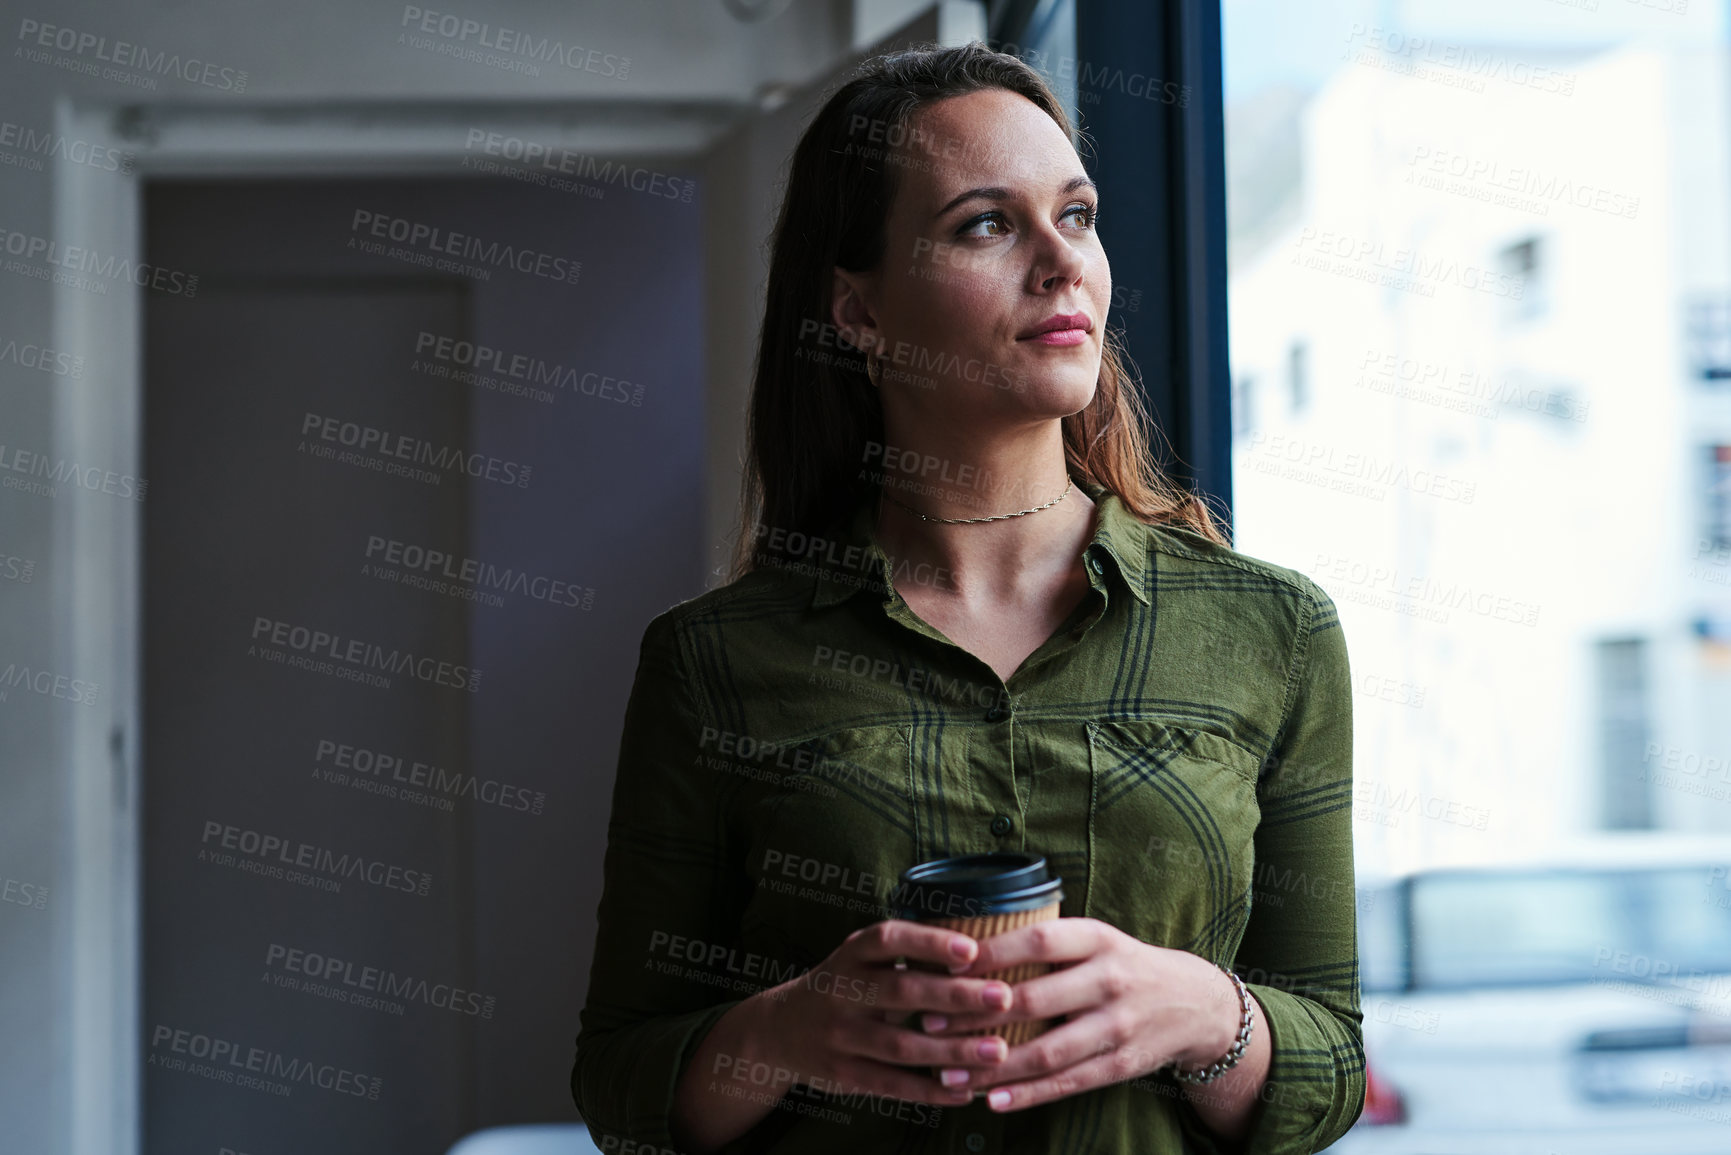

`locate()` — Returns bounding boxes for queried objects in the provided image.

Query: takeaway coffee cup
[894,852,1064,1047]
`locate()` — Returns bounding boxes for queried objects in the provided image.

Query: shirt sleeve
[1178,578,1367,1154]
[570,608,758,1149]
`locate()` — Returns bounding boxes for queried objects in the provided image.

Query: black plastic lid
[893,852,1064,921]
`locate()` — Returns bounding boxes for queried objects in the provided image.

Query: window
[1223,3,1720,1137]
[1709,445,1731,552]
[1596,638,1654,830]
[1498,235,1547,324]
[1232,373,1257,441]
[1687,294,1731,382]
[991,0,1079,133]
[1408,868,1731,989]
[1287,339,1308,414]
[1224,4,1704,870]
[1410,871,1633,988]
[1355,880,1406,992]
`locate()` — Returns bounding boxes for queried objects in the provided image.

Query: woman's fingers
[920,960,1104,1033]
[846,1019,1012,1070]
[956,1011,1159,1092]
[875,967,1015,1015]
[955,917,1105,976]
[806,918,1154,1109]
[976,1044,1149,1111]
[825,1056,979,1108]
[846,919,979,970]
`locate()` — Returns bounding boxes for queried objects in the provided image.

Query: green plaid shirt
[573,480,1365,1154]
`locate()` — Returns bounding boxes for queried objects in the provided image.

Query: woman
[572,42,1363,1155]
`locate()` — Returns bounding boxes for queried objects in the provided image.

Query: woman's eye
[958,211,1012,238]
[957,205,1098,239]
[1065,203,1099,228]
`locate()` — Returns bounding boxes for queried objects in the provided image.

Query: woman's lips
[1023,328,1089,346]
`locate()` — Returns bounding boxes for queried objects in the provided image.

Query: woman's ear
[831,267,883,359]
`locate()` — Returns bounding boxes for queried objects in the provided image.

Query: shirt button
[990,814,1014,837]
[965,1132,987,1153]
[1088,555,1104,574]
[985,704,1009,722]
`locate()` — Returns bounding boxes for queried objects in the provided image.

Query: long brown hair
[730,41,1231,579]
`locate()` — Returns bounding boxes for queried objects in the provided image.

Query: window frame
[993,0,1235,528]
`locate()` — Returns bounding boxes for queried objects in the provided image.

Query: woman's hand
[914,917,1250,1111]
[751,919,1027,1105]
[674,918,1029,1152]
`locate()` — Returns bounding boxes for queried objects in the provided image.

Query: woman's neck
[869,431,1097,603]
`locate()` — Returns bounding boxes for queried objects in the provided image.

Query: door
[141,168,709,1152]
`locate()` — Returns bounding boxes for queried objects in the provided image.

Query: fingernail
[989,1089,1012,1110]
[922,1014,948,1032]
[940,1068,970,1087]
[948,962,971,975]
[985,983,1011,1009]
[949,938,973,960]
[976,1038,1005,1062]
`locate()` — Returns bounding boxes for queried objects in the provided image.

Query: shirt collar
[806,478,1152,609]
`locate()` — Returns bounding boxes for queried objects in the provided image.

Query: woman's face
[833,86,1110,428]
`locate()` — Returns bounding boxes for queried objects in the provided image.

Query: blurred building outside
[1226,34,1731,878]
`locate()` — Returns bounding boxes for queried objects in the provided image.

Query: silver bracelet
[1170,963,1254,1085]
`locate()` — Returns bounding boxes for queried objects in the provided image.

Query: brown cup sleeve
[908,900,1062,1052]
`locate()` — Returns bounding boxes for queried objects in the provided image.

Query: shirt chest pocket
[737,724,917,968]
[1084,718,1262,960]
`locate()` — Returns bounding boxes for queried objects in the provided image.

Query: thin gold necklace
[878,477,1074,525]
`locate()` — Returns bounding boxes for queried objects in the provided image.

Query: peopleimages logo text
[398,6,630,77]
[149,1024,379,1098]
[0,442,146,500]
[266,943,496,1018]
[300,412,531,488]
[250,616,482,692]
[15,19,248,92]
[350,210,581,284]
[200,820,433,896]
